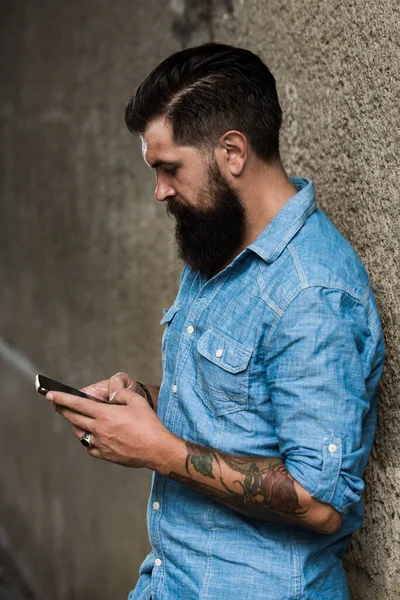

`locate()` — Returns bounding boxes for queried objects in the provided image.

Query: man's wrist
[152,431,184,476]
[136,381,155,410]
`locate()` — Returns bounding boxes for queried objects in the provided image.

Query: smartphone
[35,374,108,403]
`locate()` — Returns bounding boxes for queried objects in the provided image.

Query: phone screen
[35,374,107,403]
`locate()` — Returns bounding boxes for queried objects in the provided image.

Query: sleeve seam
[263,283,369,364]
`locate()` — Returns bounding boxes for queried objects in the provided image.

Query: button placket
[164,271,231,429]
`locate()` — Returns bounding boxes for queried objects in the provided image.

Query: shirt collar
[248,176,317,264]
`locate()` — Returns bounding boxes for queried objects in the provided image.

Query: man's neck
[204,164,299,283]
[239,163,298,250]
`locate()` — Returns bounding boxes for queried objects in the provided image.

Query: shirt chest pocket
[196,328,253,416]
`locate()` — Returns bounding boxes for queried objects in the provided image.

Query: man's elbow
[314,505,343,535]
[295,480,343,534]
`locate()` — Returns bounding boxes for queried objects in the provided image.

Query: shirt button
[153,502,160,510]
[155,558,162,567]
[215,348,223,357]
[172,384,177,393]
[187,325,194,334]
[328,443,337,453]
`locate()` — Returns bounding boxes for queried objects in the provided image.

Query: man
[47,43,385,599]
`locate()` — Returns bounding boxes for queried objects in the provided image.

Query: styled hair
[125,42,282,163]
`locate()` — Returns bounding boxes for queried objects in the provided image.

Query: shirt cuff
[284,434,365,514]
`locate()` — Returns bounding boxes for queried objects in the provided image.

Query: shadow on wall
[169,0,234,47]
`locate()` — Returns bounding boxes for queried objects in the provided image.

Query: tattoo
[185,441,217,479]
[171,441,308,523]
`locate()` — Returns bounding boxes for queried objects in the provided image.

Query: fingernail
[46,392,54,401]
[109,391,116,401]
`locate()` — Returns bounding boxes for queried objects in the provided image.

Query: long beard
[165,161,246,277]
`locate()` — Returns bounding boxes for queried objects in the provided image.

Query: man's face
[142,117,246,278]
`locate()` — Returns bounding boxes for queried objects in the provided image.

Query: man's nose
[154,182,175,202]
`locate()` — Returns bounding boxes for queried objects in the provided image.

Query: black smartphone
[35,374,108,403]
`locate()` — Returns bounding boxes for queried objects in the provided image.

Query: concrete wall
[0,1,186,598]
[1,1,398,599]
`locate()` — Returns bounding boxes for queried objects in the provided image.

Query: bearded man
[47,43,385,600]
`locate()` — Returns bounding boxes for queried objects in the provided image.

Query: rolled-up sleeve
[265,285,384,514]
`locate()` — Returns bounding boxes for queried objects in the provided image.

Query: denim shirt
[129,177,385,600]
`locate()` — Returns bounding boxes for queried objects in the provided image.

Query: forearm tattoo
[169,441,308,523]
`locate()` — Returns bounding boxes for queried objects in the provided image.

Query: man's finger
[72,425,87,439]
[54,405,95,431]
[80,379,110,401]
[87,447,102,459]
[108,372,136,402]
[46,390,102,418]
[109,387,147,407]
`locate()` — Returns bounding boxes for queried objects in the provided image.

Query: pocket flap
[197,329,252,373]
[160,303,180,326]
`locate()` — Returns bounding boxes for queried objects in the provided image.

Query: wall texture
[0,1,185,599]
[0,1,398,599]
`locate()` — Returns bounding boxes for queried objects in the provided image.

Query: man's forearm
[155,435,342,535]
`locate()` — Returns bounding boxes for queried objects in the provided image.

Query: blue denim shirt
[129,177,385,600]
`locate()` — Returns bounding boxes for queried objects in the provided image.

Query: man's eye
[164,167,177,175]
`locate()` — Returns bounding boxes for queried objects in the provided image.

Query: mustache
[165,198,212,223]
[165,199,185,219]
[165,198,182,212]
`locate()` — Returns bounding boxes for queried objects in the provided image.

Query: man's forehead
[140,116,208,168]
[141,118,178,166]
[142,116,173,146]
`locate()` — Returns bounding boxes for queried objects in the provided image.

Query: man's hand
[46,373,171,468]
[78,371,144,404]
[79,371,159,412]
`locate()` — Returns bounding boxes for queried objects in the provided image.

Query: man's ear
[215,130,248,177]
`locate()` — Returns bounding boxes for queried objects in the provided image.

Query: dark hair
[125,43,282,164]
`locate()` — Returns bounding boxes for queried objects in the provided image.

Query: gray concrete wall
[0,1,186,598]
[1,1,398,599]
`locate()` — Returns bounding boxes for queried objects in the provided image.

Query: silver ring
[80,431,92,448]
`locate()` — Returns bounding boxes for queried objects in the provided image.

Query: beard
[165,158,246,278]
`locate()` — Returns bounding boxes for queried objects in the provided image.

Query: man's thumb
[108,371,136,403]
